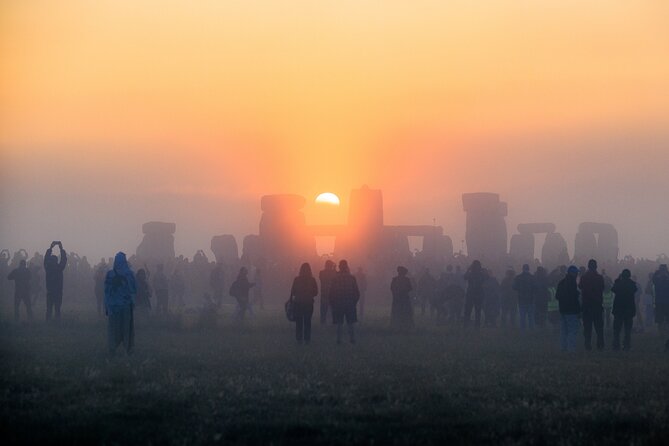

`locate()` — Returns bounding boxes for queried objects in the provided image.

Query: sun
[315,192,340,205]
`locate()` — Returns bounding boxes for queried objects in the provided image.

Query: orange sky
[1,1,669,259]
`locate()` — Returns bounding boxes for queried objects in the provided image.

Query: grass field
[2,307,669,445]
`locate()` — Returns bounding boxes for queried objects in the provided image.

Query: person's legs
[560,315,568,351]
[612,316,622,350]
[463,298,474,328]
[320,300,328,325]
[567,315,578,352]
[519,304,527,331]
[107,308,120,354]
[474,298,482,329]
[46,293,53,321]
[304,307,312,343]
[583,311,593,350]
[24,296,33,321]
[623,317,632,350]
[14,296,20,321]
[528,303,535,330]
[295,306,304,343]
[54,293,62,320]
[120,306,133,354]
[594,310,604,350]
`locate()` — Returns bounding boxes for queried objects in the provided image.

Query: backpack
[285,297,296,322]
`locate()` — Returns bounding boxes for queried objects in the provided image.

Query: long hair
[299,263,312,277]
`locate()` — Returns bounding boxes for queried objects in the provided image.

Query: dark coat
[329,272,360,310]
[579,270,605,310]
[653,270,669,303]
[513,272,535,305]
[555,275,580,315]
[7,265,31,298]
[43,248,67,294]
[291,275,318,305]
[611,277,638,318]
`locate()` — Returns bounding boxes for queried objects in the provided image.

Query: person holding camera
[43,241,67,321]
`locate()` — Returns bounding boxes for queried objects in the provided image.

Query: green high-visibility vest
[603,291,613,309]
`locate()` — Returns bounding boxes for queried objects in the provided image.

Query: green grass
[1,308,669,445]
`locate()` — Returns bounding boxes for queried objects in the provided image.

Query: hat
[567,265,579,274]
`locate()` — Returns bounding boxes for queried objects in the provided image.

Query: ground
[1,308,669,445]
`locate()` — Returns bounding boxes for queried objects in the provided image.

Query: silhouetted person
[135,269,152,317]
[513,264,535,331]
[602,269,614,329]
[230,267,254,321]
[500,269,517,327]
[448,265,466,324]
[417,268,437,316]
[43,241,67,321]
[611,269,637,351]
[104,252,136,355]
[153,264,169,315]
[93,261,107,317]
[290,263,318,344]
[253,268,264,310]
[28,253,43,305]
[355,267,367,320]
[7,259,32,321]
[483,270,500,327]
[579,259,605,351]
[210,263,226,308]
[556,266,581,352]
[329,260,360,344]
[319,260,336,324]
[652,265,669,339]
[464,261,487,329]
[391,266,414,329]
[534,267,550,328]
[643,272,655,329]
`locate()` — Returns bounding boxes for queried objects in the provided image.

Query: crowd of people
[3,242,669,355]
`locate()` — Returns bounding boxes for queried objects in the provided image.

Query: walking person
[329,260,360,344]
[230,267,254,321]
[611,269,637,351]
[499,269,517,328]
[43,241,67,321]
[463,260,487,329]
[534,267,550,328]
[579,259,606,351]
[556,266,581,352]
[289,263,318,345]
[513,264,536,331]
[391,266,414,329]
[7,259,32,321]
[104,252,136,355]
[355,267,367,320]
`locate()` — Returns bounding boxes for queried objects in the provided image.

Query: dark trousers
[15,294,33,321]
[501,305,516,327]
[464,296,483,329]
[156,289,169,315]
[583,308,604,350]
[46,291,62,321]
[295,302,313,343]
[108,305,134,354]
[613,316,633,350]
[320,299,329,324]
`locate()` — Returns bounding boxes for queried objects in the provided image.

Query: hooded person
[104,252,136,355]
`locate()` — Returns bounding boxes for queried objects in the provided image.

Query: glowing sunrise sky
[1,1,668,259]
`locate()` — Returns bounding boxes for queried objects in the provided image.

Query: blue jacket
[104,252,136,309]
